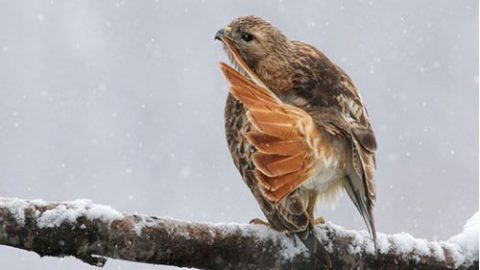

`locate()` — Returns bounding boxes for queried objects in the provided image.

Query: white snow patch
[325,223,437,260]
[429,241,446,262]
[29,199,48,207]
[390,232,430,258]
[244,224,309,260]
[376,233,390,254]
[37,199,123,228]
[316,222,439,262]
[327,221,474,266]
[390,233,415,254]
[447,212,479,266]
[323,222,375,254]
[214,222,308,261]
[130,215,181,236]
[0,198,31,225]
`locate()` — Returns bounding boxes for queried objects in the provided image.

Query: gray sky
[0,0,477,269]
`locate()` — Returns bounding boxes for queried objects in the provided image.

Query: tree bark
[0,198,476,269]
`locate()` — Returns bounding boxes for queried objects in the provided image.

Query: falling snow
[0,1,476,270]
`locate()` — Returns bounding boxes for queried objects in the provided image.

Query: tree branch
[0,198,477,269]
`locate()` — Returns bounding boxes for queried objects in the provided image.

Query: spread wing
[220,63,333,203]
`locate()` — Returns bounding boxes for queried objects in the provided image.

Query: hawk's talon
[249,218,272,228]
[313,216,326,225]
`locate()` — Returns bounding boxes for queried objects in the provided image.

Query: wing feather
[220,62,325,203]
[333,84,377,244]
[345,138,377,245]
[252,152,306,177]
[246,132,306,156]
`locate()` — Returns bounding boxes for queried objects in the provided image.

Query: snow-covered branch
[0,198,477,269]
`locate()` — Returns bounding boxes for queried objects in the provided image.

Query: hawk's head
[215,16,289,71]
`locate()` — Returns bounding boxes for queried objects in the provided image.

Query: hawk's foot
[249,218,272,228]
[313,216,326,225]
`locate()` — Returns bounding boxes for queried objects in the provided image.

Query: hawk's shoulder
[282,40,377,152]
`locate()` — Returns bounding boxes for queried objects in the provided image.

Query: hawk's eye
[241,33,254,42]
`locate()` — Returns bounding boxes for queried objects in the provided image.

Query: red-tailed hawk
[216,16,377,267]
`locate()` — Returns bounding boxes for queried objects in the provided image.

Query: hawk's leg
[249,218,272,228]
[307,192,326,225]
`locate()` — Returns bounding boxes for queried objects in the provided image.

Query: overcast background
[0,0,478,269]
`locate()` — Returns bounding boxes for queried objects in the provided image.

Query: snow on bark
[0,198,124,228]
[0,197,477,269]
[447,212,479,267]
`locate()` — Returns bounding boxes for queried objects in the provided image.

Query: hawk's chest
[309,125,346,177]
[302,157,343,191]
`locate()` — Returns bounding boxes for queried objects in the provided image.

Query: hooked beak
[215,26,232,41]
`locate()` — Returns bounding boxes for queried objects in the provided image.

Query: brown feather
[248,109,295,126]
[256,170,302,191]
[221,63,277,103]
[221,62,322,203]
[261,173,313,203]
[246,132,306,156]
[252,152,307,177]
